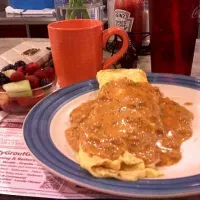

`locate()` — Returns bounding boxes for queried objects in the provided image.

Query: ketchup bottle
[115,0,144,50]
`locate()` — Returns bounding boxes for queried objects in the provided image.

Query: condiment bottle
[115,0,145,50]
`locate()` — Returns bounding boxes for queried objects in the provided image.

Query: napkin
[5,6,55,16]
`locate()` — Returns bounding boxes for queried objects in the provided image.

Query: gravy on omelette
[65,78,193,167]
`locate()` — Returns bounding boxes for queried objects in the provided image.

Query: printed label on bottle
[192,7,200,18]
[115,9,134,32]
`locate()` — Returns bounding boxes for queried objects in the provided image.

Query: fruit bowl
[0,60,56,113]
[0,79,56,113]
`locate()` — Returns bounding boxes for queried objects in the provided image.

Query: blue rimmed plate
[23,73,200,198]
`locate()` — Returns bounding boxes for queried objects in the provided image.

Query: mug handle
[103,27,129,69]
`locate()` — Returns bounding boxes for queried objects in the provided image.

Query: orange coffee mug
[48,19,129,87]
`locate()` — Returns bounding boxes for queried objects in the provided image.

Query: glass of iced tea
[149,0,199,75]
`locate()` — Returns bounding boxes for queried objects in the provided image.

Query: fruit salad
[0,60,56,113]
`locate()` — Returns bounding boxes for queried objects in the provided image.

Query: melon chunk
[3,69,16,78]
[2,80,32,97]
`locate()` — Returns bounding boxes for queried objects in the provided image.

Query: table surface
[1,38,199,77]
[0,38,200,200]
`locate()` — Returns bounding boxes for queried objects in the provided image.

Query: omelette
[65,69,193,181]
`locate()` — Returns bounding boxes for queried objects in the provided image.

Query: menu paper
[0,112,117,199]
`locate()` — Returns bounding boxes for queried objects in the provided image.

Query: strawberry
[26,63,40,75]
[17,66,25,74]
[34,69,48,80]
[33,89,45,101]
[43,67,55,81]
[1,100,19,112]
[17,89,45,107]
[26,75,39,89]
[10,72,25,82]
[17,98,35,107]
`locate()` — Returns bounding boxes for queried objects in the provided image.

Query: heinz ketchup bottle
[108,0,147,68]
[115,0,144,49]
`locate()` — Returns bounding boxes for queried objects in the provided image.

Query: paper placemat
[0,112,121,199]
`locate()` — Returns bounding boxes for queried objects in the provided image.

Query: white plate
[23,73,200,198]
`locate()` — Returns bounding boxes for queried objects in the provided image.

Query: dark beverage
[149,0,199,75]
